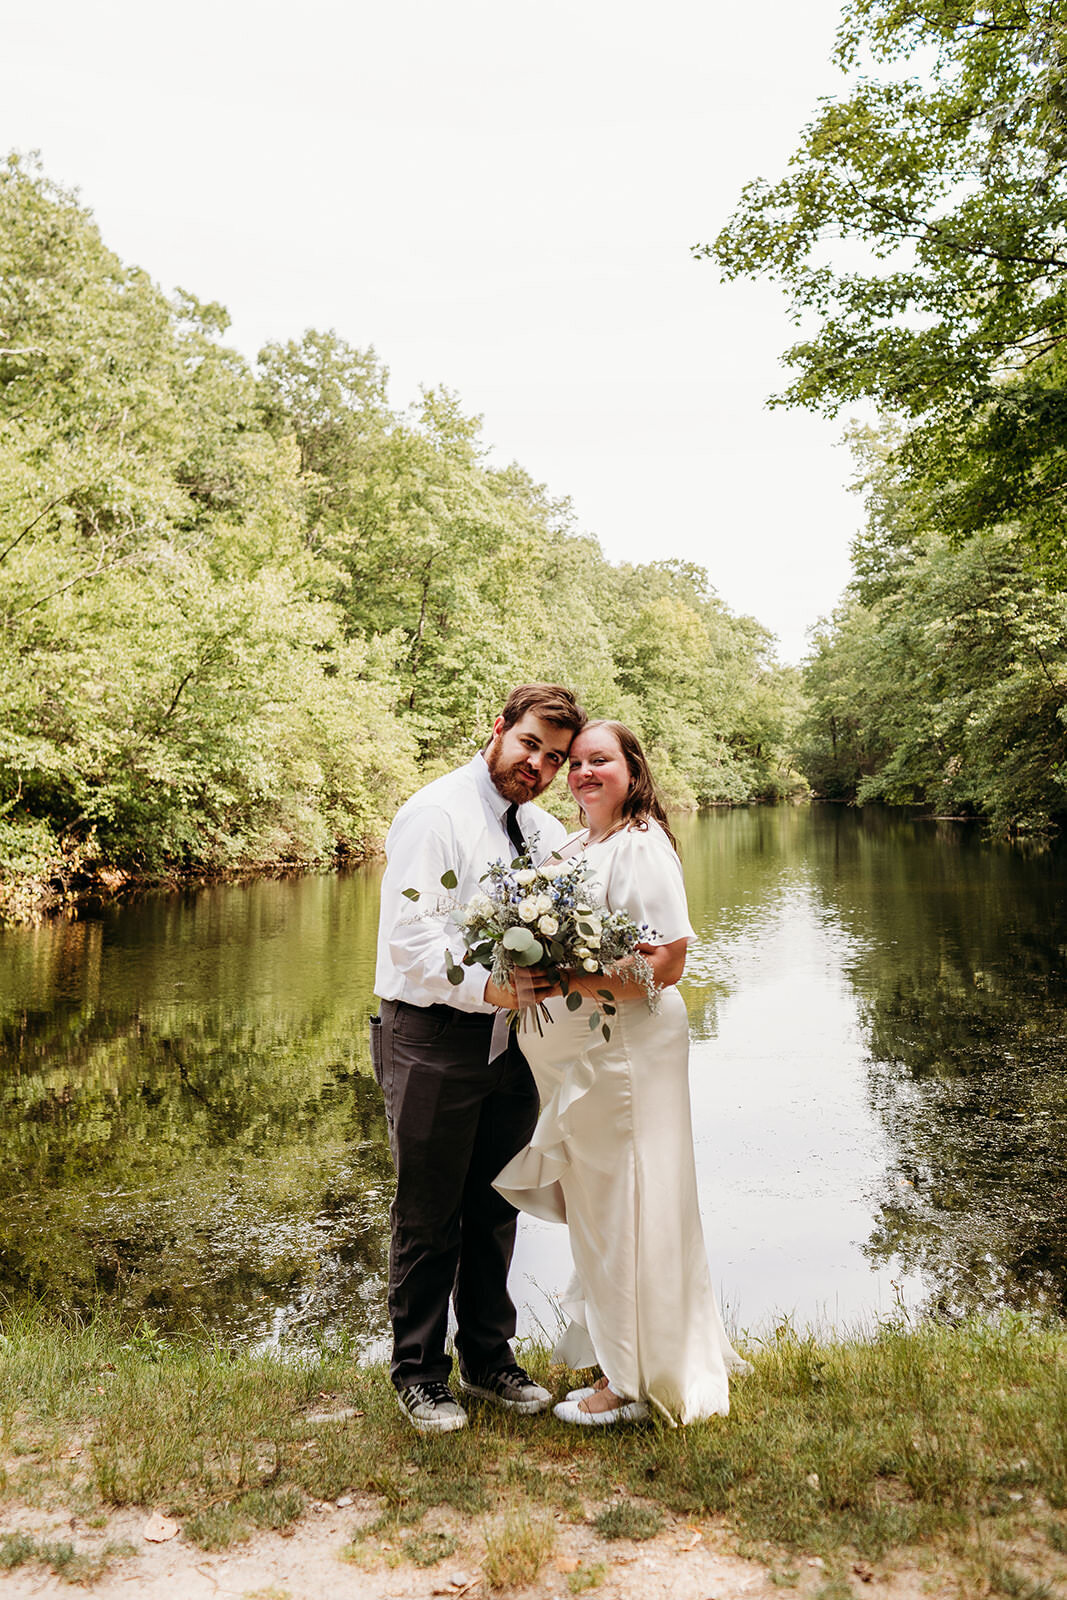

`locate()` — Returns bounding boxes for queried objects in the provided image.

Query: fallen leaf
[61,1446,83,1460]
[679,1529,703,1551]
[555,1556,579,1572]
[852,1560,874,1583]
[143,1512,179,1543]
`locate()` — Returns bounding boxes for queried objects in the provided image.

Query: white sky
[5,0,861,663]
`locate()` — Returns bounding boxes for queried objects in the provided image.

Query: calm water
[1,807,1064,1349]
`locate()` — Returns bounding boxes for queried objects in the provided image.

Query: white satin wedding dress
[494,819,749,1425]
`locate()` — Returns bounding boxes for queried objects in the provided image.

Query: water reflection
[1,810,1065,1344]
[0,871,392,1348]
[799,808,1067,1318]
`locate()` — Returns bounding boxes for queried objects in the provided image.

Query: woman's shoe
[564,1375,610,1401]
[553,1396,649,1426]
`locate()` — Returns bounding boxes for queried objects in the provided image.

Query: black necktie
[504,802,526,859]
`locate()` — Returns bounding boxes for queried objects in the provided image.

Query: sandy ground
[0,1497,961,1600]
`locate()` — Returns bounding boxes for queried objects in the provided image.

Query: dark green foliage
[800,437,1067,831]
[1,154,801,921]
[705,3,1067,828]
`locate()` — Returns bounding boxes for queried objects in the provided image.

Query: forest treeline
[709,0,1067,834]
[0,155,801,922]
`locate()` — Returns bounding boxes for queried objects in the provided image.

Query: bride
[494,720,749,1426]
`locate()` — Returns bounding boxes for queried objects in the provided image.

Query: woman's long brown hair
[575,720,678,851]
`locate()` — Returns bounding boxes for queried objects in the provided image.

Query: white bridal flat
[553,1396,650,1426]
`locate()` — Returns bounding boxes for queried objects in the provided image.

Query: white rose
[538,914,559,936]
[513,869,537,886]
[582,958,599,972]
[471,894,495,918]
[575,946,591,960]
[539,858,568,878]
[535,894,553,915]
[518,897,539,922]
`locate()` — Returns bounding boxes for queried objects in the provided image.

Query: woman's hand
[567,937,688,1000]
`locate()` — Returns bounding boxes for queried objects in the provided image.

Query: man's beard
[485,741,550,804]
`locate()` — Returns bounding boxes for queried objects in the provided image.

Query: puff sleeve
[596,821,695,945]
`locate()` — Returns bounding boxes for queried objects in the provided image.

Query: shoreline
[0,799,1022,933]
[0,848,383,930]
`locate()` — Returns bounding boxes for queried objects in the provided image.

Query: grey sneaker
[396,1381,468,1434]
[458,1362,551,1414]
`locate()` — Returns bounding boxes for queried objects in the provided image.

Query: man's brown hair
[499,683,586,735]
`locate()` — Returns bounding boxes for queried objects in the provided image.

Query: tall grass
[1,1303,1065,1593]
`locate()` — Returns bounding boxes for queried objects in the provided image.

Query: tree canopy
[0,154,802,920]
[702,0,1067,575]
[701,1,1067,830]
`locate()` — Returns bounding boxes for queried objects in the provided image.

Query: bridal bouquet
[407,852,658,1041]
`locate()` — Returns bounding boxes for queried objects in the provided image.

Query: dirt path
[0,1499,953,1600]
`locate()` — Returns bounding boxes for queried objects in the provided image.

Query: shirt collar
[472,751,512,821]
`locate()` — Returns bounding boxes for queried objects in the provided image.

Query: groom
[371,683,586,1433]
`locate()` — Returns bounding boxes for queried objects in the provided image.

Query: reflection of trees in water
[0,871,395,1346]
[806,808,1067,1317]
[1,1003,393,1346]
[675,807,812,1041]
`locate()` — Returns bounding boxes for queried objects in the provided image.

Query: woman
[494,721,749,1426]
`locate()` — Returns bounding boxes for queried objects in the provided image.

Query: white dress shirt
[374,754,569,1013]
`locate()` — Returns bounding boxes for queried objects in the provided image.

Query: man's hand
[484,969,559,1009]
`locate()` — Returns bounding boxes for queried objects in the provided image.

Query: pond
[1,806,1064,1351]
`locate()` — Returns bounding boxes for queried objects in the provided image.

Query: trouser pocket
[369,1013,383,1086]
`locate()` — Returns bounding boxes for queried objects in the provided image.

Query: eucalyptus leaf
[565,991,583,1012]
[440,870,458,890]
[502,927,537,952]
[402,887,420,901]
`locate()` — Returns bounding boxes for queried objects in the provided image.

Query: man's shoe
[458,1362,551,1414]
[396,1381,468,1434]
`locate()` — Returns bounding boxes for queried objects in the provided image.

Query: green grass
[0,1527,134,1584]
[592,1502,663,1540]
[482,1507,556,1589]
[1,1303,1065,1594]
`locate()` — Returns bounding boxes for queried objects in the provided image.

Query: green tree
[703,0,1067,574]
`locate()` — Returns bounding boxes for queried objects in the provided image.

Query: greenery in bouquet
[443,851,660,1042]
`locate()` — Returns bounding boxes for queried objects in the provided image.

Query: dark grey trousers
[370,1000,539,1391]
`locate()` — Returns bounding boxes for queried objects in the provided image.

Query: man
[371,683,586,1433]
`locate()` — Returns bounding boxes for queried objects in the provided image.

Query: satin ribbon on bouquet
[488,965,544,1061]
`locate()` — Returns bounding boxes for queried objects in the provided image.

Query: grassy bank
[1,1309,1065,1595]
